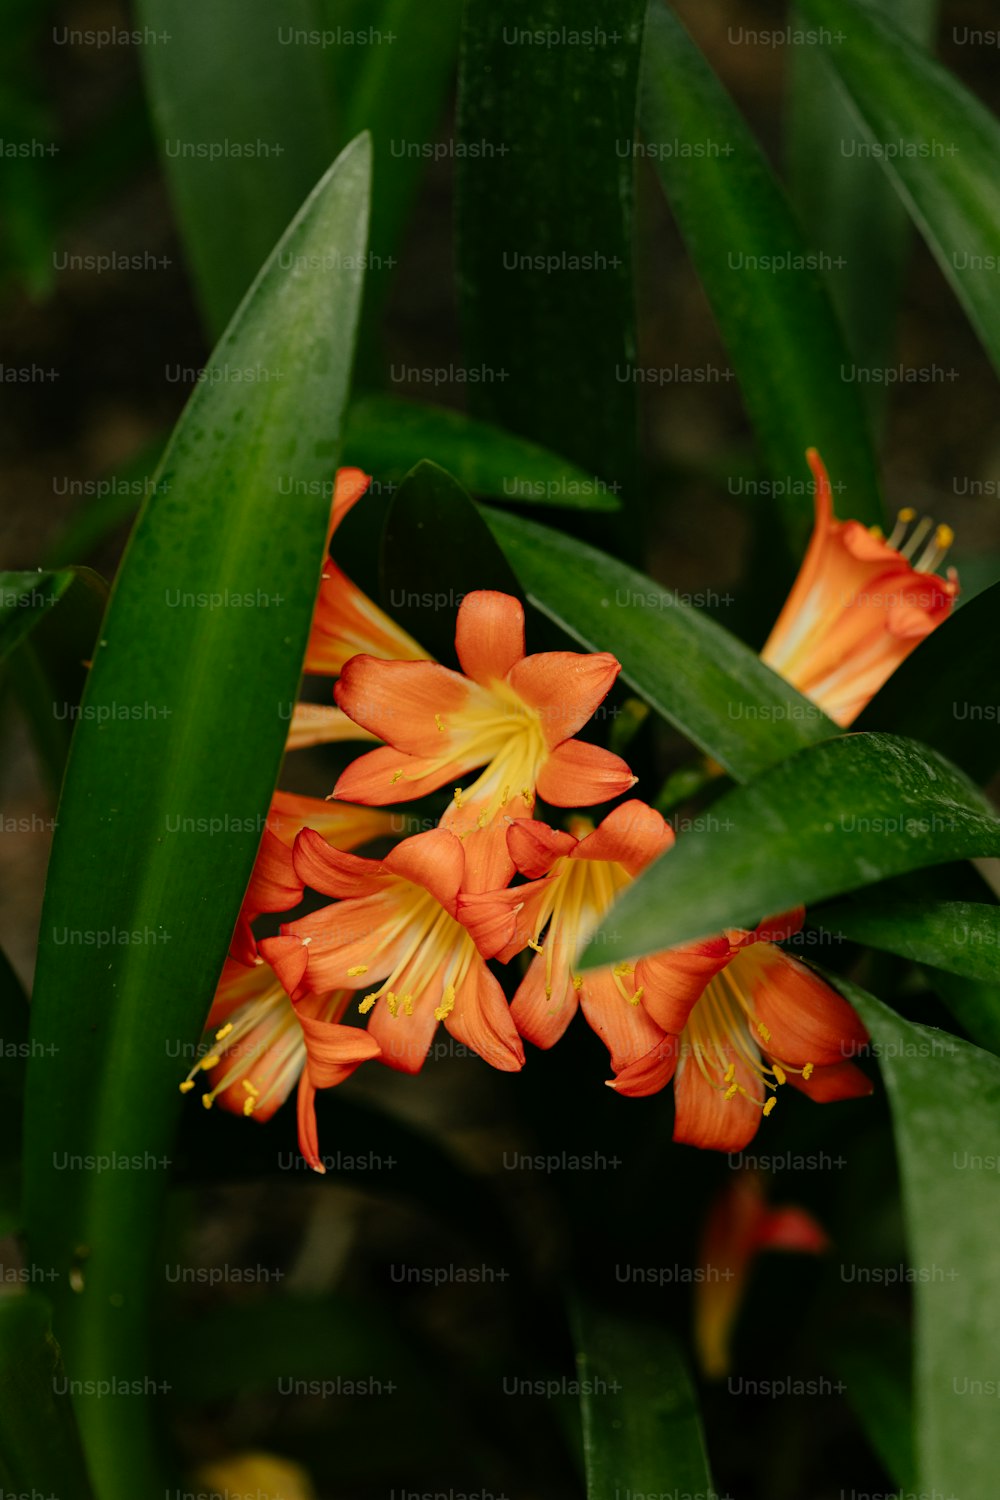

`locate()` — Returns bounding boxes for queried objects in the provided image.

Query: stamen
[886,506,916,549]
[359,994,377,1015]
[178,1080,195,1094]
[200,1054,221,1071]
[802,1062,814,1080]
[527,938,544,954]
[763,1096,777,1117]
[915,522,955,574]
[347,964,368,976]
[899,515,933,561]
[215,1023,234,1041]
[434,713,445,733]
[434,985,456,1021]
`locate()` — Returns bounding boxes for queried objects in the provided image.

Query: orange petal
[742,945,869,1066]
[333,745,470,807]
[305,563,427,677]
[230,828,305,963]
[278,889,412,993]
[443,962,525,1072]
[296,1007,381,1087]
[327,466,372,548]
[534,739,637,807]
[507,650,621,748]
[607,1034,679,1097]
[507,817,577,878]
[382,828,465,916]
[510,944,580,1051]
[636,936,733,1033]
[786,1058,873,1102]
[578,966,666,1072]
[292,827,387,898]
[335,655,473,754]
[268,790,397,851]
[257,935,310,1001]
[458,881,547,962]
[454,590,525,685]
[572,799,674,876]
[673,1044,761,1151]
[285,703,380,752]
[296,1073,325,1173]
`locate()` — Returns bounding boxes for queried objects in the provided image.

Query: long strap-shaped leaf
[798,0,1000,379]
[456,0,644,525]
[0,1296,95,1499]
[574,1301,716,1498]
[837,980,1000,1499]
[23,136,371,1496]
[639,0,882,552]
[483,504,838,781]
[582,732,1000,966]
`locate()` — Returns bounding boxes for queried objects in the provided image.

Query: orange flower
[179,953,379,1173]
[332,590,636,889]
[694,1171,828,1378]
[262,826,525,1075]
[610,910,872,1150]
[761,448,958,725]
[229,790,400,965]
[460,801,673,1073]
[303,467,427,677]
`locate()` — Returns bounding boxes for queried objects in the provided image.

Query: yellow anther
[200,1053,221,1071]
[629,986,644,1008]
[434,985,456,1021]
[935,523,955,550]
[347,964,368,977]
[572,975,583,991]
[178,1080,195,1094]
[242,1079,259,1096]
[772,1063,787,1086]
[763,1096,777,1117]
[359,994,377,1015]
[802,1062,814,1080]
[724,1083,739,1101]
[756,1022,771,1042]
[520,787,534,806]
[386,992,400,1018]
[527,938,545,954]
[402,994,414,1016]
[868,525,884,540]
[724,1062,736,1083]
[453,786,465,808]
[243,1097,256,1117]
[214,1023,233,1041]
[391,770,403,785]
[201,1094,214,1110]
[544,985,553,1000]
[476,810,489,829]
[435,713,445,733]
[613,962,634,977]
[898,506,916,523]
[500,785,510,807]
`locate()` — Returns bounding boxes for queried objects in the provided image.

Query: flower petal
[292,827,387,898]
[458,881,550,963]
[285,703,380,752]
[571,799,674,876]
[382,828,465,916]
[534,739,637,807]
[327,466,372,547]
[268,789,397,851]
[454,590,525,684]
[335,655,475,754]
[579,966,666,1071]
[443,962,525,1072]
[636,936,734,1034]
[333,745,467,806]
[510,945,580,1051]
[230,828,305,963]
[507,650,621,747]
[276,889,412,994]
[740,945,869,1066]
[506,817,577,878]
[673,1044,761,1152]
[607,1035,679,1098]
[786,1059,873,1102]
[296,1007,381,1087]
[305,564,427,676]
[296,1073,325,1174]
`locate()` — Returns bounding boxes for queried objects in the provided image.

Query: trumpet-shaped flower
[332,590,636,889]
[303,467,427,677]
[262,826,525,1075]
[459,801,673,1072]
[611,910,872,1150]
[229,790,400,965]
[761,448,958,725]
[179,952,380,1173]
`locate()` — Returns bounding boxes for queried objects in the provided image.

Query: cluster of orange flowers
[181,454,957,1171]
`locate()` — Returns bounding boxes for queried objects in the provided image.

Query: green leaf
[0,570,74,660]
[787,0,938,404]
[798,0,1000,378]
[0,946,29,1236]
[381,461,522,662]
[345,395,617,507]
[583,732,1000,966]
[830,1318,916,1493]
[856,581,1000,785]
[836,979,1000,1498]
[818,894,1000,984]
[137,0,339,335]
[573,1302,716,1498]
[456,0,644,523]
[482,504,838,781]
[0,1296,94,1499]
[22,137,371,1498]
[639,1,882,552]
